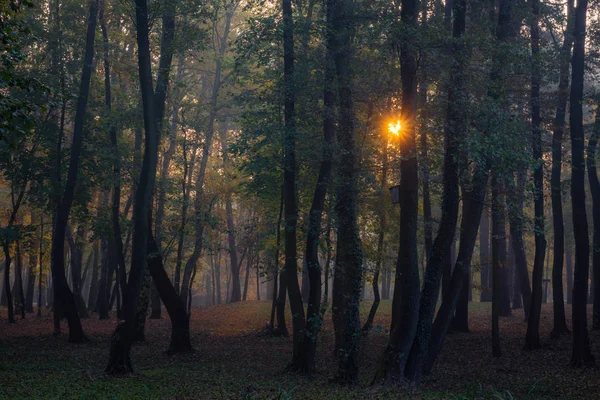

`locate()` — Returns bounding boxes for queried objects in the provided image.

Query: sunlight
[388,119,402,136]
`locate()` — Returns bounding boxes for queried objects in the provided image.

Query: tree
[106,0,159,374]
[373,0,419,384]
[281,0,306,372]
[550,0,574,337]
[569,0,594,368]
[49,0,99,342]
[524,0,546,351]
[590,101,600,329]
[404,0,465,382]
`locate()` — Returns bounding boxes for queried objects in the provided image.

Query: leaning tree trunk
[134,0,176,336]
[550,0,574,337]
[569,0,594,367]
[105,0,159,374]
[524,0,546,351]
[50,0,99,342]
[404,0,464,382]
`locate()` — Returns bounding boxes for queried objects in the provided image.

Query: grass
[1,301,599,399]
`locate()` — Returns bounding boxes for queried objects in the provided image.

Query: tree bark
[524,0,546,351]
[50,0,98,342]
[566,247,573,305]
[404,0,464,382]
[569,0,594,367]
[281,0,307,371]
[220,121,242,303]
[373,0,419,385]
[588,104,600,329]
[491,173,504,357]
[550,0,574,338]
[99,2,127,320]
[363,136,387,335]
[506,172,532,319]
[106,0,159,374]
[480,198,492,302]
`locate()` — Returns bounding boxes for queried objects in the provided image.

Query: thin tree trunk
[220,121,242,303]
[363,138,387,335]
[180,1,235,311]
[506,172,532,318]
[25,214,38,313]
[269,186,285,334]
[38,216,45,316]
[551,0,574,337]
[174,122,198,295]
[524,0,546,350]
[491,173,504,358]
[480,199,492,302]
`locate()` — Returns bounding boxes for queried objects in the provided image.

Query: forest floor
[1,301,600,399]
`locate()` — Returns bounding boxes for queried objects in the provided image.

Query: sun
[388,120,401,136]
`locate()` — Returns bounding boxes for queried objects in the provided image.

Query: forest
[1,0,600,398]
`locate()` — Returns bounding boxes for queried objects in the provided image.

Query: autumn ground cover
[1,301,599,399]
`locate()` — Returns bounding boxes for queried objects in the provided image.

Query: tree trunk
[147,229,193,354]
[373,0,419,385]
[524,0,546,350]
[425,165,489,375]
[100,3,127,320]
[588,105,600,329]
[243,253,251,301]
[281,0,307,371]
[550,0,574,337]
[480,201,491,302]
[50,0,98,342]
[566,247,573,305]
[180,0,234,311]
[174,117,198,296]
[404,0,464,382]
[38,216,45,316]
[268,186,285,334]
[363,136,387,335]
[96,191,111,319]
[220,121,242,303]
[3,242,15,323]
[569,0,594,367]
[506,172,532,318]
[106,0,159,374]
[491,173,503,357]
[25,217,38,313]
[66,227,88,318]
